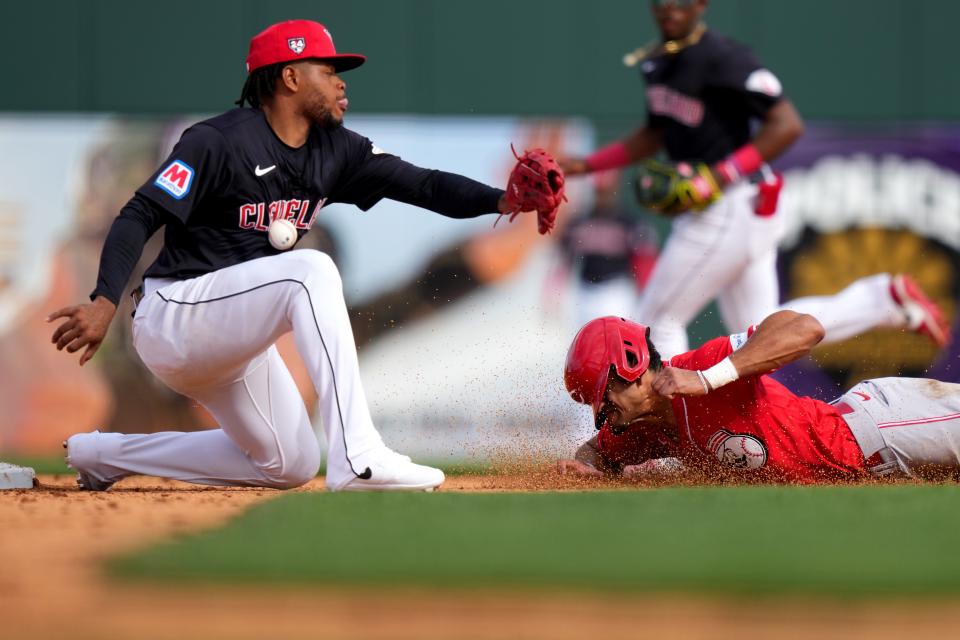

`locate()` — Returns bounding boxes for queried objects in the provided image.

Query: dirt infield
[3,473,960,640]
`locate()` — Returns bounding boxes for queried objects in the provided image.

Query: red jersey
[596,332,867,483]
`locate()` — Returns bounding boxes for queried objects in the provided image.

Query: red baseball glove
[500,145,567,234]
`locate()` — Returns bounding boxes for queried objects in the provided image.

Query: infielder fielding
[561,314,960,483]
[561,0,950,357]
[48,20,563,492]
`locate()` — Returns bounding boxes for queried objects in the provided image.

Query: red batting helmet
[564,316,651,419]
[246,20,366,74]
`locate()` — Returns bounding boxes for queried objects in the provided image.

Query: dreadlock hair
[236,62,288,109]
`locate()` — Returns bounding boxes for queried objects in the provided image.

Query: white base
[0,463,37,489]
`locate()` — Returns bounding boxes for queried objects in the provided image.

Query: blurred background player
[555,170,658,329]
[560,0,949,357]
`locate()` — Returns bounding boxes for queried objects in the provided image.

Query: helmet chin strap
[595,407,608,430]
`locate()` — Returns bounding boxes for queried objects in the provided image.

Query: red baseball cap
[246,20,366,74]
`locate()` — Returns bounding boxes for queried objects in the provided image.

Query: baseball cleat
[332,448,444,492]
[890,274,952,347]
[63,434,115,492]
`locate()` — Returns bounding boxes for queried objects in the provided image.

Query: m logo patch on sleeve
[154,160,195,200]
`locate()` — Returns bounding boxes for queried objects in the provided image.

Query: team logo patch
[288,37,306,55]
[707,429,768,470]
[729,331,749,351]
[154,160,194,200]
[745,69,783,97]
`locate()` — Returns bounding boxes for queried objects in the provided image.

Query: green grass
[112,484,960,598]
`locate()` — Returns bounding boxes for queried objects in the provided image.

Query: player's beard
[304,98,342,130]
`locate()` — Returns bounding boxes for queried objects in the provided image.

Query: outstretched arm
[557,436,621,477]
[728,310,824,377]
[653,310,825,398]
[561,126,664,176]
[750,99,804,163]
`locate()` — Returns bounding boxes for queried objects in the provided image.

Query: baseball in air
[268,218,298,250]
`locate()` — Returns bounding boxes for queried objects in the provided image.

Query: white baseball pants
[635,182,781,357]
[838,377,960,477]
[69,250,386,489]
[571,277,637,329]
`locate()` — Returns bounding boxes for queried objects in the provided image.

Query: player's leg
[715,246,779,333]
[777,273,949,346]
[572,278,636,328]
[633,213,732,356]
[639,183,776,357]
[66,347,320,488]
[132,250,442,491]
[840,377,960,477]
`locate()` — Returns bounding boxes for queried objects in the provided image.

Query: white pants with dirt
[634,184,908,358]
[838,377,960,477]
[67,250,443,491]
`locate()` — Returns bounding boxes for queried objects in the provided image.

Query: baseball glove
[633,159,722,216]
[500,145,567,234]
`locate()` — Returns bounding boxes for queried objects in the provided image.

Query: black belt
[864,447,904,479]
[130,284,144,318]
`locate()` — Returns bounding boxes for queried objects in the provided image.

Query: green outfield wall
[3,0,958,129]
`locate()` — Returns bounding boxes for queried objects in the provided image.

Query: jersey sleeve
[331,131,502,216]
[669,326,756,370]
[708,43,784,119]
[136,124,230,223]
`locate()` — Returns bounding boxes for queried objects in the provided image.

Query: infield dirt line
[3,474,960,640]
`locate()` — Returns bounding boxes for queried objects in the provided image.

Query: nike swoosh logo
[254,164,276,177]
[853,391,871,401]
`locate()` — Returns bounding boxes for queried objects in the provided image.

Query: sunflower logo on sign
[288,37,306,55]
[784,228,958,387]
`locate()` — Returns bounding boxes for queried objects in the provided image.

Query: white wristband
[701,356,739,391]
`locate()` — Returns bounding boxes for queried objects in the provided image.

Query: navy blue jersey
[560,207,658,285]
[642,30,784,164]
[93,108,503,304]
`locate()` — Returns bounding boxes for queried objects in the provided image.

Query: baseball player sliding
[561,314,960,483]
[48,20,563,492]
[561,0,950,358]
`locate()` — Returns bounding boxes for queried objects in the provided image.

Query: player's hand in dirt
[652,367,709,398]
[556,459,604,477]
[48,296,117,366]
[558,157,590,176]
[623,457,685,479]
